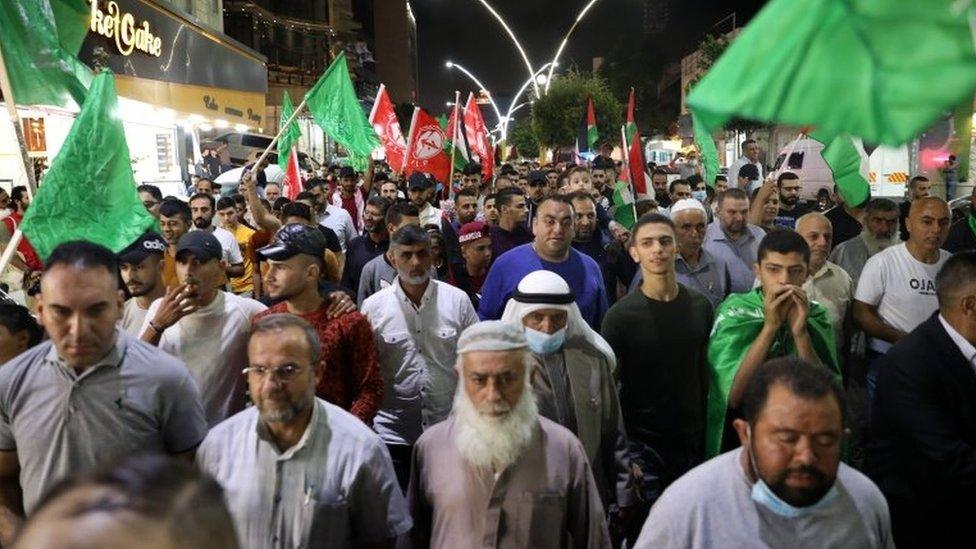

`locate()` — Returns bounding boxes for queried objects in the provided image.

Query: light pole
[445,60,504,130]
[500,63,552,139]
[544,0,603,93]
[473,0,539,97]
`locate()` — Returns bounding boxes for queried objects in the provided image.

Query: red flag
[283,147,303,200]
[625,89,648,195]
[403,106,451,185]
[463,93,494,181]
[368,84,407,172]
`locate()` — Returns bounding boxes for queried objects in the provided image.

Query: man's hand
[324,291,356,319]
[763,286,794,329]
[150,284,199,330]
[787,286,810,336]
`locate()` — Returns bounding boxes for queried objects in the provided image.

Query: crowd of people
[0,138,972,548]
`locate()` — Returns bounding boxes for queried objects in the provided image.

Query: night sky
[410,0,766,112]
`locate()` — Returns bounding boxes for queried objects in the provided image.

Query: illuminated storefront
[0,0,266,196]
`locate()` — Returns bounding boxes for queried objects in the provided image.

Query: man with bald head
[854,196,951,403]
[796,213,853,352]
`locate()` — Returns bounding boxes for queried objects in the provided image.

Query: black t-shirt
[601,284,713,481]
[773,202,813,230]
[825,205,862,247]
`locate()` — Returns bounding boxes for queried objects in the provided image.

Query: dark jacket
[944,217,976,253]
[867,313,976,546]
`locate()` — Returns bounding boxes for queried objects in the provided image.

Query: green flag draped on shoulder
[0,0,91,108]
[277,91,301,171]
[304,52,380,170]
[686,0,976,146]
[705,289,840,457]
[20,71,156,261]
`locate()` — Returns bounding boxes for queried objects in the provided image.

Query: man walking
[0,242,207,543]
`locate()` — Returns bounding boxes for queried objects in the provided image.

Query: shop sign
[89,0,163,57]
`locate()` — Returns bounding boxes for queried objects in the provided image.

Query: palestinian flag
[576,95,598,159]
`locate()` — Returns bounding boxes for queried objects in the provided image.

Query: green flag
[0,0,91,108]
[705,289,839,457]
[815,131,871,207]
[687,0,976,146]
[21,71,156,261]
[692,111,720,186]
[277,91,302,171]
[304,52,380,170]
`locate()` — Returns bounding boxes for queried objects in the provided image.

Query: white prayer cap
[513,270,575,304]
[457,321,528,354]
[669,198,708,221]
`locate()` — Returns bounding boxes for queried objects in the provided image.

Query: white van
[212,132,275,166]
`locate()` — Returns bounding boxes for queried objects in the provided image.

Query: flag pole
[621,125,638,223]
[0,229,24,282]
[250,95,311,179]
[449,91,461,201]
[0,37,39,199]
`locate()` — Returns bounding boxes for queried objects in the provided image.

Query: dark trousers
[386,443,413,494]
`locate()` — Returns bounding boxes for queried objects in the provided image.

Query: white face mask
[746,426,838,518]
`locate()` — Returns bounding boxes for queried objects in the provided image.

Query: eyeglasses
[242,363,306,380]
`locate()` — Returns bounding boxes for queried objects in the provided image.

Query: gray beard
[258,388,314,425]
[453,385,538,471]
[861,230,899,256]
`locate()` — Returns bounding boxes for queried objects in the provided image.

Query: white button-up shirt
[361,278,478,446]
[418,202,443,229]
[939,315,976,374]
[196,398,411,549]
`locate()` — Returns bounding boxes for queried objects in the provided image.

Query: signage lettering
[203,95,219,111]
[89,0,162,57]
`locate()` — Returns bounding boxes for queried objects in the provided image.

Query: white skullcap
[457,320,527,354]
[514,270,574,302]
[669,198,708,221]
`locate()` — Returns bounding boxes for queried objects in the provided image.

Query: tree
[531,71,623,149]
[507,118,539,157]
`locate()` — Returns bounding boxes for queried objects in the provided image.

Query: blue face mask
[692,190,707,203]
[524,326,566,355]
[746,428,838,518]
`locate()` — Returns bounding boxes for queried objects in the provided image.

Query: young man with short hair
[488,187,532,260]
[118,232,168,335]
[603,213,713,512]
[342,196,392,293]
[216,195,256,296]
[707,231,839,456]
[188,193,245,280]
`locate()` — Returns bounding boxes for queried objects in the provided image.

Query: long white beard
[453,385,538,471]
[861,230,899,256]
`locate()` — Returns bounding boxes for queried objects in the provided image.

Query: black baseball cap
[175,231,223,262]
[527,170,547,187]
[407,172,433,190]
[257,223,327,261]
[118,232,167,264]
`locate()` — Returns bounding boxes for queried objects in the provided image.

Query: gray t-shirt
[635,449,894,549]
[120,298,150,336]
[0,331,208,513]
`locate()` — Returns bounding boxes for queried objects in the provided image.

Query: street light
[444,60,504,130]
[544,0,604,93]
[499,63,552,139]
[473,0,539,97]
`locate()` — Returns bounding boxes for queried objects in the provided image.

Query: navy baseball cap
[407,172,433,190]
[175,231,223,262]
